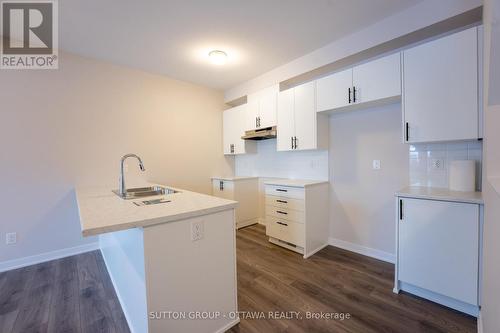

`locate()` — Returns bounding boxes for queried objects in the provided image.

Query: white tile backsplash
[409,141,483,190]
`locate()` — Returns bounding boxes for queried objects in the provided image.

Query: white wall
[329,104,409,257]
[480,0,500,331]
[225,0,481,101]
[0,52,233,267]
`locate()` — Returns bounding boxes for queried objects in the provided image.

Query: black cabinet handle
[276,189,288,192]
[276,200,288,204]
[276,210,288,215]
[230,144,234,154]
[399,199,403,220]
[294,136,298,149]
[291,136,294,149]
[405,122,409,142]
[348,87,352,103]
[276,222,288,226]
[220,181,224,191]
[353,86,357,103]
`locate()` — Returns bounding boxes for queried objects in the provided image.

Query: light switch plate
[372,160,381,170]
[6,232,16,245]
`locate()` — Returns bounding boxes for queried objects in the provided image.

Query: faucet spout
[119,154,146,197]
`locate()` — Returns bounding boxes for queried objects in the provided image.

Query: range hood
[241,126,277,140]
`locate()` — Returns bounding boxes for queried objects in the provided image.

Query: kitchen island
[76,184,239,333]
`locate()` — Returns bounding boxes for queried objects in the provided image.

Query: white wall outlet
[6,232,16,245]
[191,220,204,241]
[431,159,444,170]
[372,160,381,170]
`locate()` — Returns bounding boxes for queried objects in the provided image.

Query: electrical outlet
[372,160,381,170]
[431,159,444,170]
[191,220,204,241]
[6,232,16,245]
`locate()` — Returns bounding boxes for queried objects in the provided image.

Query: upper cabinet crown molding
[316,52,402,114]
[403,26,481,144]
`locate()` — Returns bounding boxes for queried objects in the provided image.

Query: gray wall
[329,104,409,257]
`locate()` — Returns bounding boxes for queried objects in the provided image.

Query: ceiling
[59,0,422,90]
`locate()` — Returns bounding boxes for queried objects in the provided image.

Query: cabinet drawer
[266,217,304,247]
[265,185,305,200]
[266,205,305,224]
[265,195,305,211]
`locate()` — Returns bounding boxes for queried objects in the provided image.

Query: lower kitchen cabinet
[395,195,482,316]
[264,180,329,258]
[212,177,259,229]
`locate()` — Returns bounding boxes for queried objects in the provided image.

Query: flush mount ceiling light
[208,50,227,65]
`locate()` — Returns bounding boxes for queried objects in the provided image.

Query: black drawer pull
[276,189,288,192]
[276,210,288,215]
[276,222,288,226]
[276,200,288,204]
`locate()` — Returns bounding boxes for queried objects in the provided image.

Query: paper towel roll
[449,160,476,192]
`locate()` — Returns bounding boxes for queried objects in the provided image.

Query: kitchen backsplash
[235,139,329,180]
[409,141,483,190]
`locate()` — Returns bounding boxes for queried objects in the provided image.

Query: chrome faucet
[119,154,145,197]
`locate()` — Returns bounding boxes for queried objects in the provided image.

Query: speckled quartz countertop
[76,184,238,237]
[263,178,329,188]
[396,186,484,205]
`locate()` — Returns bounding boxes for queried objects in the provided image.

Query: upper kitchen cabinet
[223,105,256,155]
[277,81,328,152]
[245,86,278,130]
[403,27,480,143]
[316,53,401,113]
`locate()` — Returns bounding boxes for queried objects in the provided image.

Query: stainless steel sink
[113,186,178,200]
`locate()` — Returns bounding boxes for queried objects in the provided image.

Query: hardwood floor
[0,224,476,333]
[0,251,129,333]
[229,224,477,333]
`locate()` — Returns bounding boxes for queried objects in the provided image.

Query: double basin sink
[113,186,179,206]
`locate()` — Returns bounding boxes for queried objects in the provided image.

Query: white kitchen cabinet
[212,177,259,229]
[403,27,479,143]
[264,180,329,258]
[316,68,352,111]
[277,81,328,152]
[245,86,277,130]
[316,53,401,113]
[353,52,401,104]
[395,196,481,316]
[223,105,256,155]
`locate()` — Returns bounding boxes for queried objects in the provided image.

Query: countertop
[396,186,484,205]
[211,176,258,181]
[76,184,238,237]
[262,178,329,188]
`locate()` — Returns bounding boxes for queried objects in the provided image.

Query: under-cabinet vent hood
[241,126,277,140]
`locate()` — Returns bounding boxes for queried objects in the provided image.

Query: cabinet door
[294,81,317,151]
[403,27,478,143]
[232,104,247,154]
[353,53,401,104]
[277,88,295,151]
[211,179,235,200]
[258,92,277,128]
[399,198,479,305]
[222,109,234,155]
[316,68,353,112]
[244,101,260,131]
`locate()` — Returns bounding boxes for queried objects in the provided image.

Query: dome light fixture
[208,50,228,65]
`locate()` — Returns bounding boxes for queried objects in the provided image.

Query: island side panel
[100,228,149,333]
[143,209,238,333]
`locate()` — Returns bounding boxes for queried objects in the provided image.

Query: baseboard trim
[0,242,99,273]
[328,237,396,263]
[478,311,483,333]
[215,318,240,333]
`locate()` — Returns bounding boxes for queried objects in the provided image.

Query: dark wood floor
[0,251,129,333]
[229,224,476,333]
[0,224,476,333]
